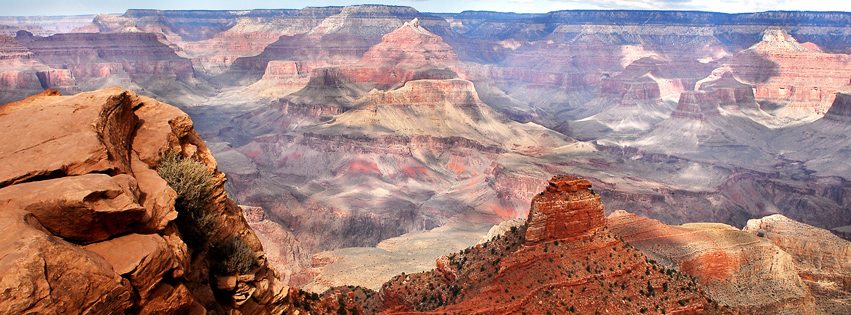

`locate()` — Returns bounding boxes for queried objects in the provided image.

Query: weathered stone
[130,152,178,232]
[744,214,851,295]
[0,208,134,314]
[216,275,238,291]
[0,174,146,243]
[524,175,605,244]
[0,88,137,187]
[232,282,256,306]
[608,210,817,313]
[137,283,196,315]
[83,233,179,299]
[252,278,272,304]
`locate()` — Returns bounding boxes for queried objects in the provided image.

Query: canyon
[0,5,849,314]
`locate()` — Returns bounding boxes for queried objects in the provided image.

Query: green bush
[211,236,258,274]
[157,149,216,244]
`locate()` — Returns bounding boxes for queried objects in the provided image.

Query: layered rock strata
[824,93,851,122]
[608,211,817,314]
[524,175,605,243]
[744,214,851,300]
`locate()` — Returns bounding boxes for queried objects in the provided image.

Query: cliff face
[724,29,850,117]
[744,214,851,313]
[0,89,294,313]
[17,32,194,81]
[226,6,454,82]
[825,93,851,122]
[524,176,605,243]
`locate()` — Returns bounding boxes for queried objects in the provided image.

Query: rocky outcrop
[744,215,851,292]
[601,74,661,107]
[0,88,295,313]
[608,211,817,314]
[824,93,851,122]
[524,175,605,243]
[697,72,759,111]
[671,91,722,120]
[361,175,716,314]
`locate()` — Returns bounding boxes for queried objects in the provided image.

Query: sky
[1,0,849,16]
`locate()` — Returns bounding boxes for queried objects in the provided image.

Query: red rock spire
[524,175,605,244]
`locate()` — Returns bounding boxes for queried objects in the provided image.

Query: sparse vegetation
[210,236,258,274]
[157,149,215,244]
[157,149,257,274]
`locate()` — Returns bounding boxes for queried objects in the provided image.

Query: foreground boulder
[0,88,297,313]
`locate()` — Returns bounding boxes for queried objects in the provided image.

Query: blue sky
[1,0,849,16]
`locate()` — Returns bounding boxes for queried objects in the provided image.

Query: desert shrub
[211,236,258,274]
[157,149,215,245]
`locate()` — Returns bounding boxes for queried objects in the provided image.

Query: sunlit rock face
[367,176,715,314]
[0,89,294,314]
[525,175,605,244]
[608,211,819,314]
[725,29,851,118]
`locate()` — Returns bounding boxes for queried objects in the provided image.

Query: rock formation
[349,176,718,314]
[0,88,302,313]
[524,175,605,243]
[825,93,851,122]
[744,214,851,313]
[697,72,759,111]
[226,5,453,82]
[725,28,851,117]
[1,8,850,304]
[608,211,817,314]
[671,91,722,120]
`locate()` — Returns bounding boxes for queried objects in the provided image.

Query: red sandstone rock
[524,175,605,244]
[0,209,134,314]
[0,89,297,313]
[84,233,181,299]
[0,88,137,187]
[0,174,146,243]
[363,175,716,314]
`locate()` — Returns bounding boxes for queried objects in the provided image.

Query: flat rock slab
[0,88,137,187]
[0,173,146,243]
[0,208,133,314]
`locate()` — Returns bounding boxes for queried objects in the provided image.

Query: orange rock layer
[524,175,605,244]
